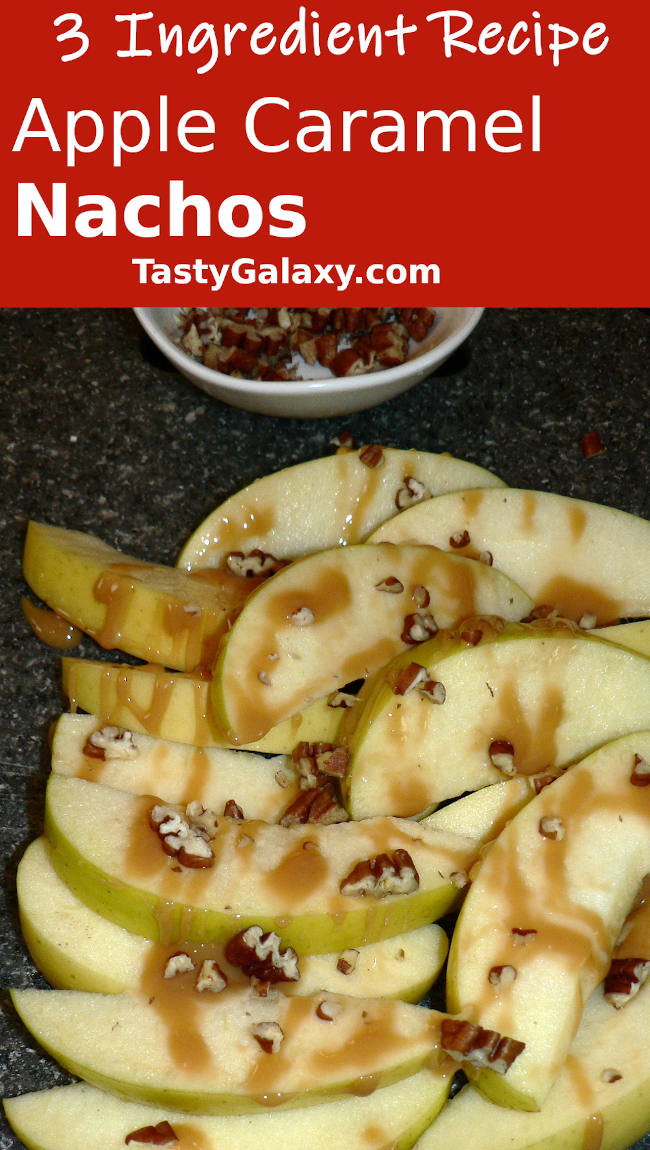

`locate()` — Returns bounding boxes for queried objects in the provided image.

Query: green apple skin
[368,487,650,625]
[18,837,448,1002]
[51,713,302,823]
[23,521,253,671]
[211,542,532,745]
[44,775,477,953]
[9,987,448,1115]
[341,621,650,819]
[61,658,341,752]
[415,981,650,1150]
[3,1069,450,1150]
[446,732,650,1113]
[177,446,505,571]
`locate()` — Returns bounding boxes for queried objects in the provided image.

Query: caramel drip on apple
[564,1056,605,1150]
[260,836,332,905]
[172,1126,212,1150]
[534,574,621,626]
[21,597,82,650]
[335,452,384,546]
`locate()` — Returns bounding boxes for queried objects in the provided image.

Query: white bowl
[134,307,484,419]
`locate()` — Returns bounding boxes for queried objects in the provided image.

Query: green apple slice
[595,619,650,658]
[61,658,341,752]
[414,980,650,1150]
[23,521,254,671]
[368,488,650,625]
[341,620,650,819]
[9,986,448,1113]
[51,714,302,822]
[177,446,505,571]
[44,774,477,952]
[446,732,650,1112]
[422,776,537,844]
[211,543,532,744]
[3,1068,450,1150]
[18,837,448,1001]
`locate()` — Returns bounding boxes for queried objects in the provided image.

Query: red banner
[1,2,646,303]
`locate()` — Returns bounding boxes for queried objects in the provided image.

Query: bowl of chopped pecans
[134,307,483,418]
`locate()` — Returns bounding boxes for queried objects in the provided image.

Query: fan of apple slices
[7,444,650,1150]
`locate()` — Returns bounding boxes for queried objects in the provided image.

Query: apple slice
[3,1068,450,1150]
[51,714,302,823]
[422,776,538,844]
[177,446,505,571]
[445,732,650,1112]
[211,543,532,744]
[44,774,477,953]
[9,986,448,1114]
[23,522,254,671]
[18,836,448,1002]
[595,619,650,658]
[414,979,650,1150]
[368,487,650,625]
[341,620,650,819]
[61,658,341,752]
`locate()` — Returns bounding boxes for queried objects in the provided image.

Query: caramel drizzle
[21,597,82,650]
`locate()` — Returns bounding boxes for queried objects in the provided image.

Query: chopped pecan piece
[578,612,598,630]
[336,948,359,975]
[225,549,284,577]
[449,530,471,549]
[223,799,244,820]
[604,957,650,1008]
[252,1020,284,1054]
[530,771,560,794]
[392,662,428,696]
[315,745,350,778]
[395,476,429,510]
[359,444,384,468]
[375,576,404,594]
[511,927,538,946]
[440,1018,525,1074]
[412,584,430,608]
[327,689,358,709]
[289,606,315,626]
[340,849,419,897]
[150,804,214,868]
[420,678,446,704]
[601,1067,623,1083]
[195,959,228,993]
[83,725,138,761]
[316,999,343,1021]
[488,965,517,987]
[125,1121,179,1145]
[163,952,195,979]
[489,739,516,776]
[539,816,565,841]
[279,782,348,826]
[581,431,605,458]
[478,550,493,566]
[401,612,438,644]
[225,925,300,983]
[631,753,650,786]
[459,627,484,646]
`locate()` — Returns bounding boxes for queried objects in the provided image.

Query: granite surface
[0,307,648,1149]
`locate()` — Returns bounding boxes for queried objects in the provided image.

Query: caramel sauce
[138,944,218,1075]
[21,597,82,650]
[173,1126,212,1150]
[534,575,622,626]
[582,1112,605,1150]
[261,838,332,905]
[460,489,487,519]
[476,672,565,777]
[361,1122,389,1144]
[193,502,277,563]
[336,454,383,545]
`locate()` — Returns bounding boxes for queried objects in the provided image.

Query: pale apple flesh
[594,620,650,658]
[341,621,650,819]
[18,837,448,1002]
[446,732,650,1112]
[211,542,533,745]
[177,446,505,571]
[44,774,478,953]
[368,487,650,625]
[51,713,302,823]
[23,521,254,671]
[10,987,448,1114]
[3,1070,451,1150]
[422,776,537,844]
[60,658,341,752]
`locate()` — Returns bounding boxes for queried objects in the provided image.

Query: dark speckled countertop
[0,307,648,1149]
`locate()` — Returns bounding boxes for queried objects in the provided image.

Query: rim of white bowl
[134,307,484,398]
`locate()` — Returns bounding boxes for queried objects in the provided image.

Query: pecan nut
[340,849,419,898]
[225,925,300,983]
[440,1018,525,1074]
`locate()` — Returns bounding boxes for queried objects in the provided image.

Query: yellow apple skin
[341,621,650,819]
[211,542,532,745]
[3,1070,450,1150]
[414,983,650,1150]
[9,988,448,1115]
[50,713,301,822]
[23,522,254,671]
[177,446,505,571]
[18,837,448,1002]
[44,775,476,954]
[445,732,650,1112]
[60,658,340,752]
[369,487,650,626]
